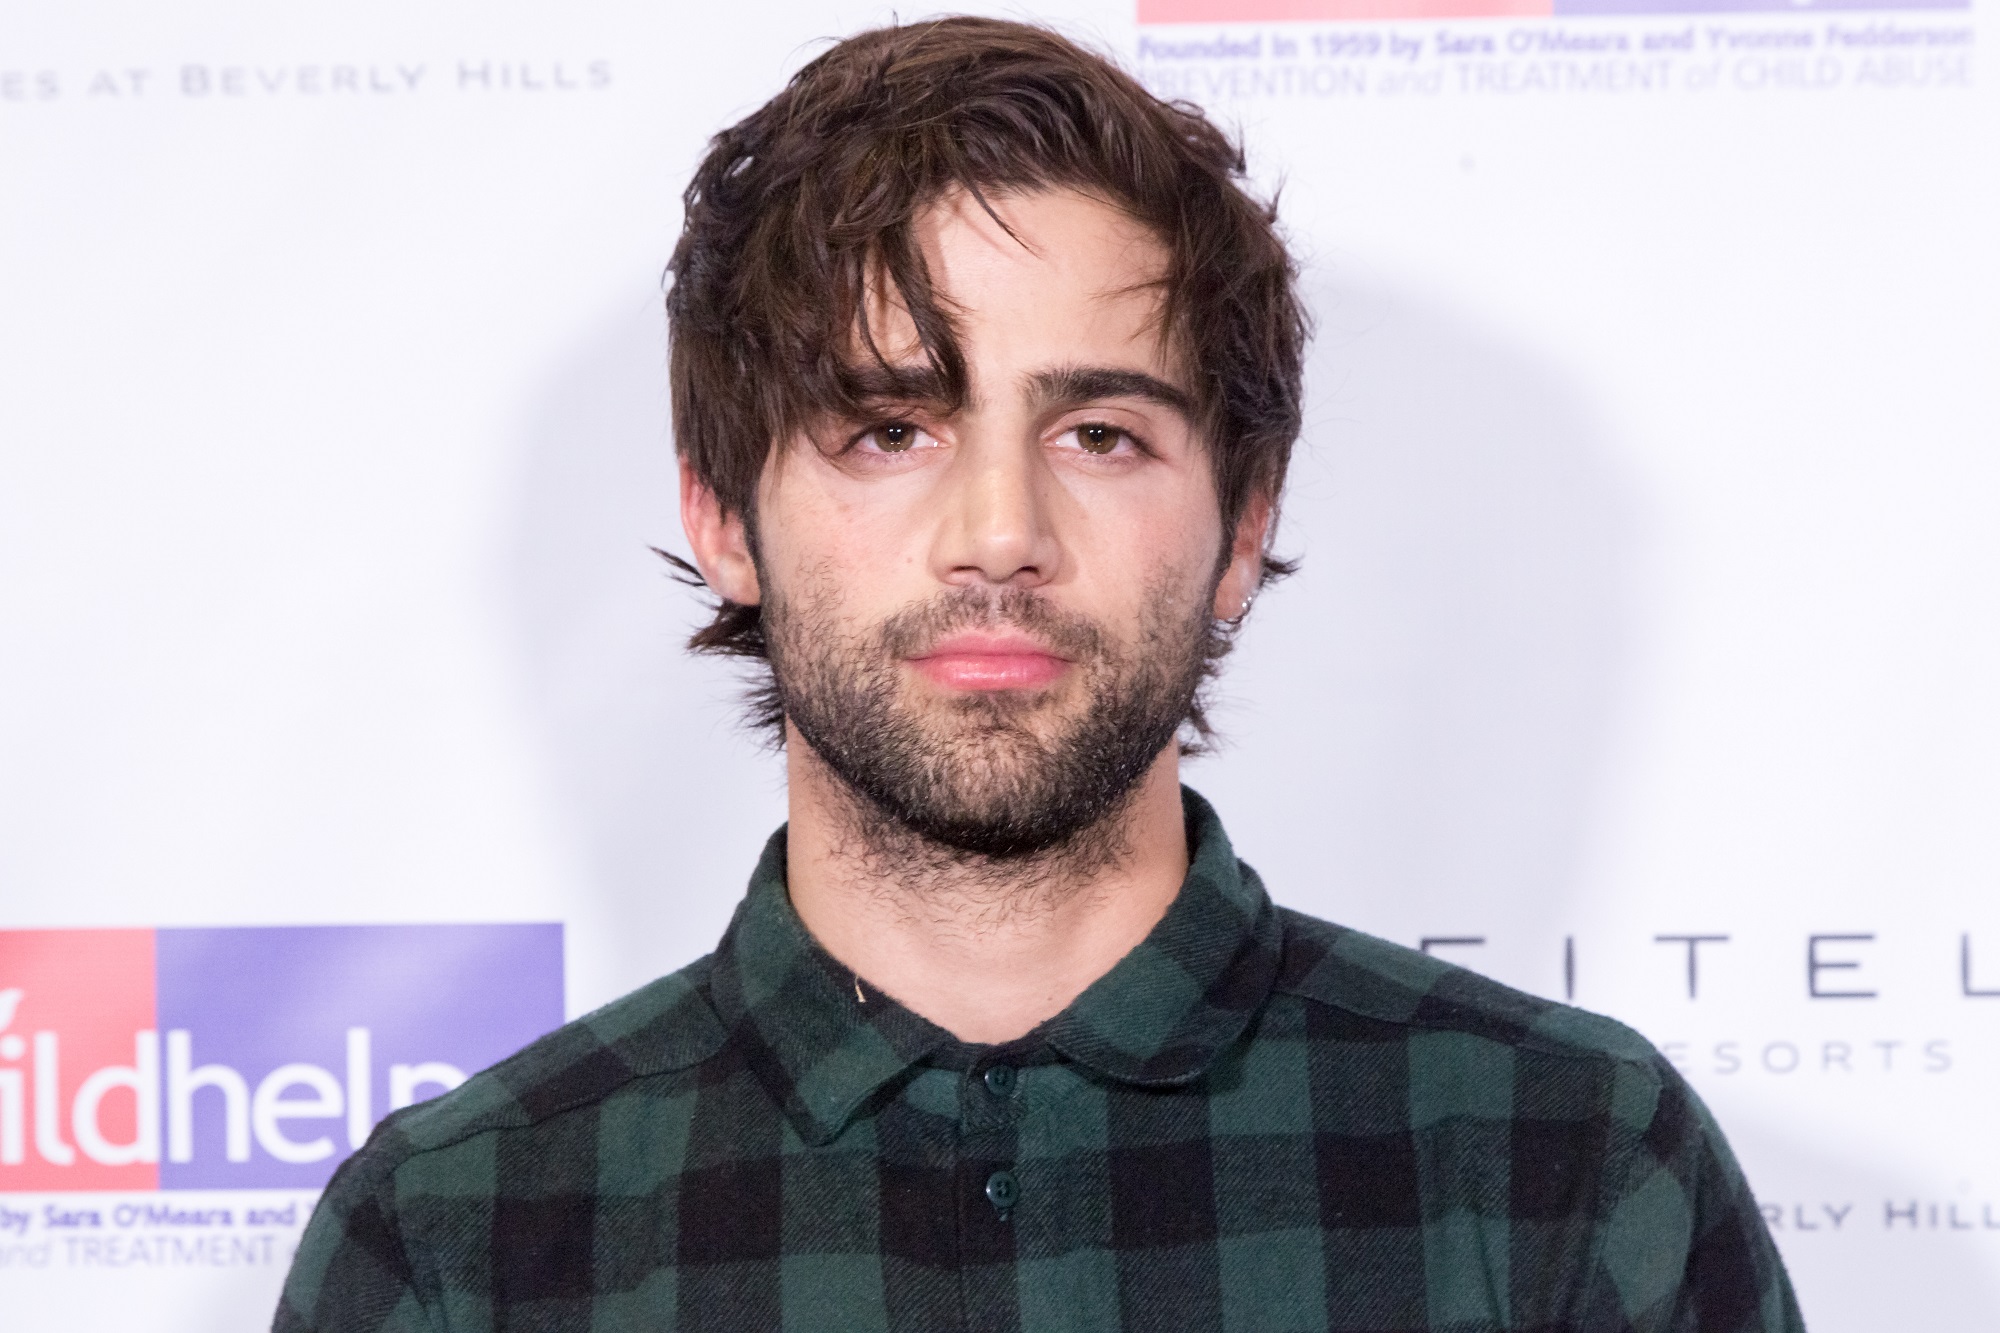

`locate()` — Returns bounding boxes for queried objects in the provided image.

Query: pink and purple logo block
[0,925,563,1193]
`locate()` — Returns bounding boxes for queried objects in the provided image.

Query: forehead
[881,187,1177,384]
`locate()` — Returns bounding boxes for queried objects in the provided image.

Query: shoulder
[1272,906,1668,1114]
[362,955,729,1168]
[281,959,729,1324]
[1267,910,1801,1327]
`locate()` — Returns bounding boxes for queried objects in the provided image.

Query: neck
[782,732,1191,1044]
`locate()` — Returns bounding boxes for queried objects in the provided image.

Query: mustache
[877,586,1107,664]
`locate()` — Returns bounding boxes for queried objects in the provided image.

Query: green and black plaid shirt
[278,790,1801,1332]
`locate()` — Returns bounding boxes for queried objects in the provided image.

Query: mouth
[906,631,1074,692]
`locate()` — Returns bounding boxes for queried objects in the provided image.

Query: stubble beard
[764,570,1219,907]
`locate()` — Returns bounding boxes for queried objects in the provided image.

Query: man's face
[690,188,1264,856]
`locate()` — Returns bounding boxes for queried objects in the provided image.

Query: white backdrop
[2,0,1995,1328]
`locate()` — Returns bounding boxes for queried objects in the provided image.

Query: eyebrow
[1026,365,1194,417]
[838,362,1194,419]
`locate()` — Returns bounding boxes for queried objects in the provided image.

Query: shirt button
[984,1169,1020,1217]
[982,1064,1017,1096]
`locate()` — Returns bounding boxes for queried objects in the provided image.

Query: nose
[928,431,1065,590]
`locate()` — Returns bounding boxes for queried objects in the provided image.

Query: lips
[907,632,1073,691]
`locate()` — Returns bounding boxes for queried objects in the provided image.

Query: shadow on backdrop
[1200,278,1638,971]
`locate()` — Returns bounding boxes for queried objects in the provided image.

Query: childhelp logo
[0,925,562,1192]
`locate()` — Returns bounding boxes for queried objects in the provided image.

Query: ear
[679,459,763,607]
[1210,491,1274,622]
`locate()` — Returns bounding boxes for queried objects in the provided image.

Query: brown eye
[1076,424,1121,454]
[870,422,918,452]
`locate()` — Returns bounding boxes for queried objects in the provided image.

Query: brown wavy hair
[663,16,1308,736]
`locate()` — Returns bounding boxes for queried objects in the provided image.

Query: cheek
[1071,474,1224,599]
[757,469,930,613]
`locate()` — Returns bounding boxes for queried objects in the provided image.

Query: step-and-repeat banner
[2,0,1993,1328]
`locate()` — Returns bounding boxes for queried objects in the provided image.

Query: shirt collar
[706,787,1283,1146]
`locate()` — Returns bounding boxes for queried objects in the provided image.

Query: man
[277,18,1801,1332]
